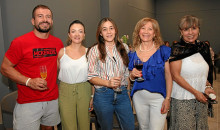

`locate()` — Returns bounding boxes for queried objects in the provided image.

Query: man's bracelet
[26,78,31,86]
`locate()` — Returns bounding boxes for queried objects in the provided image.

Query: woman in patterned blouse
[87,17,135,130]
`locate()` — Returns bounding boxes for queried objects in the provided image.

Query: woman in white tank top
[57,20,93,130]
[169,15,216,130]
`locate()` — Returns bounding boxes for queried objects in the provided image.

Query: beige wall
[156,0,220,53]
[0,3,10,101]
[1,0,100,49]
[109,0,155,44]
[109,0,220,53]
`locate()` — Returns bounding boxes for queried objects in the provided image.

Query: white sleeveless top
[58,48,88,84]
[171,53,209,100]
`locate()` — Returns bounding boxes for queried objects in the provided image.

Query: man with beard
[0,5,63,130]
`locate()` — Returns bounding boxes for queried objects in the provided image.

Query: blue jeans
[93,86,135,130]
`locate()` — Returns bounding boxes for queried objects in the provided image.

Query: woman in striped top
[87,17,135,130]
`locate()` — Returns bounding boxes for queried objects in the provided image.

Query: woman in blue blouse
[129,17,173,130]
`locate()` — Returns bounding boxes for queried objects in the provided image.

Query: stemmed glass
[134,59,144,82]
[40,65,47,80]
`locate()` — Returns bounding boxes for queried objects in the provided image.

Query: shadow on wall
[7,79,17,92]
[1,76,17,92]
[0,76,8,87]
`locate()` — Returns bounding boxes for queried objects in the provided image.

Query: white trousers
[133,90,167,130]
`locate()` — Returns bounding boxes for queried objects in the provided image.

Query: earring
[199,32,200,36]
[180,34,182,38]
[69,37,72,43]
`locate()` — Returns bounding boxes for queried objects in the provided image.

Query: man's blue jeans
[93,86,135,130]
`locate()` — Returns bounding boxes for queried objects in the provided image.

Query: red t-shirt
[5,31,64,104]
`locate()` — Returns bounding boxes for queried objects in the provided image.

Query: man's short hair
[32,4,53,19]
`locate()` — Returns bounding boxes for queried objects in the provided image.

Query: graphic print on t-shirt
[33,48,57,58]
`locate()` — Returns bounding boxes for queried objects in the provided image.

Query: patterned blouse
[87,43,129,88]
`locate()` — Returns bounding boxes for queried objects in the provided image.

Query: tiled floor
[92,74,220,130]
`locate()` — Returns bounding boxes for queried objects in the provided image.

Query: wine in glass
[40,65,47,80]
[134,59,144,82]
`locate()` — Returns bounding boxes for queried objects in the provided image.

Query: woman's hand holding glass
[133,59,144,81]
[113,70,123,92]
[108,77,121,91]
[130,67,143,82]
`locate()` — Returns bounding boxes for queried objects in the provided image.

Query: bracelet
[129,75,135,82]
[127,89,131,92]
[26,78,31,86]
[165,97,171,101]
[91,95,94,98]
[206,85,213,89]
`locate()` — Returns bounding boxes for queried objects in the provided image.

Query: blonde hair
[132,17,164,50]
[179,15,200,30]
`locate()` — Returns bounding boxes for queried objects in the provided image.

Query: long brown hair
[132,17,164,50]
[95,17,129,66]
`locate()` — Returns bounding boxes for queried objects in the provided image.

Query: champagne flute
[134,59,144,82]
[40,65,47,80]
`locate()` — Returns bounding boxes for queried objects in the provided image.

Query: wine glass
[134,59,144,82]
[40,65,47,80]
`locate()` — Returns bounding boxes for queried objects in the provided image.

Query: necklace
[106,43,115,48]
[139,42,155,52]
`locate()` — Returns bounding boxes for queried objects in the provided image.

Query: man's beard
[35,22,51,33]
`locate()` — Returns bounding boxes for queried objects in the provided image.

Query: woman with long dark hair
[87,17,135,130]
